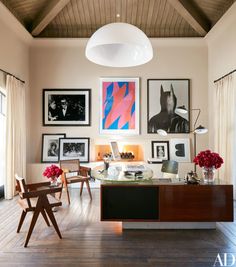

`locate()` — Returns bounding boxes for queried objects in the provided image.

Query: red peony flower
[193,150,223,169]
[43,164,63,179]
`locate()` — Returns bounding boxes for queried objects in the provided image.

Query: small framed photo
[41,133,66,163]
[151,141,169,163]
[169,138,190,162]
[43,89,91,126]
[59,138,90,162]
[147,79,190,133]
[110,141,121,160]
[100,77,140,135]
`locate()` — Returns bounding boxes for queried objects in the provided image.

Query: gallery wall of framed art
[27,41,209,180]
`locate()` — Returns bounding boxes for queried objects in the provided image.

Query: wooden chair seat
[60,159,92,204]
[66,176,89,184]
[15,174,62,247]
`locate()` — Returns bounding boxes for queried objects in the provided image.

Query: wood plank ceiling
[0,0,235,38]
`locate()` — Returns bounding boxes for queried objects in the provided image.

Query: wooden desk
[100,183,233,226]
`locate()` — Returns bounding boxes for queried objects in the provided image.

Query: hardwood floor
[0,188,236,267]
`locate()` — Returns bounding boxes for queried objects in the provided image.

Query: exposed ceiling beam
[167,0,211,36]
[31,0,71,36]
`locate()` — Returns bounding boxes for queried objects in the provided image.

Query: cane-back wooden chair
[59,159,92,204]
[15,174,62,247]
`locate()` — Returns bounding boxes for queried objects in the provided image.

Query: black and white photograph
[151,141,169,163]
[169,138,190,162]
[147,79,190,133]
[43,89,91,126]
[41,133,66,163]
[59,138,90,162]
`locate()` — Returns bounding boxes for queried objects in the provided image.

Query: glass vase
[50,176,58,186]
[202,167,216,183]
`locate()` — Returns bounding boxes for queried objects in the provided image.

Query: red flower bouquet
[193,150,223,169]
[43,164,63,182]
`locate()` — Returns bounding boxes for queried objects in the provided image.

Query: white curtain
[5,75,26,199]
[214,73,236,185]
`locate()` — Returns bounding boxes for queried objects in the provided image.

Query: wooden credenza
[101,183,233,222]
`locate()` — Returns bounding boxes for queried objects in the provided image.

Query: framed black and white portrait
[147,79,190,134]
[41,133,66,163]
[43,89,91,126]
[151,141,169,163]
[169,138,190,162]
[59,138,90,162]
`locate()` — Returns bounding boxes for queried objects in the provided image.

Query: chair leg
[24,208,41,247]
[17,211,27,233]
[65,185,71,205]
[43,198,62,239]
[80,181,84,196]
[85,180,92,200]
[41,209,50,226]
[59,182,64,200]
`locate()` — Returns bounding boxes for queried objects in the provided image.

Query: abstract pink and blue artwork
[100,78,140,135]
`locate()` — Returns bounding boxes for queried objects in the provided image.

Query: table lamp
[161,160,179,179]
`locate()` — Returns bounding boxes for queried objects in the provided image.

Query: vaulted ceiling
[1,0,235,38]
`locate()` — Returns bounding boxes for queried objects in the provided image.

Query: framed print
[169,138,191,162]
[147,79,190,133]
[100,77,140,135]
[59,138,90,162]
[41,133,66,163]
[110,141,121,160]
[43,89,91,126]
[151,141,169,163]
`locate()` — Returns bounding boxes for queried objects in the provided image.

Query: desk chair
[59,159,92,204]
[15,174,62,247]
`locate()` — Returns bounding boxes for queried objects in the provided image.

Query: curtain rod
[214,69,236,83]
[0,68,25,84]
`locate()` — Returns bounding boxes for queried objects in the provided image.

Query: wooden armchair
[59,159,92,204]
[15,174,62,247]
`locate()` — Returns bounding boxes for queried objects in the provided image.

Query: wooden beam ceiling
[31,0,71,36]
[167,0,211,36]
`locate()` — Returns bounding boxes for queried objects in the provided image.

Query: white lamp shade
[194,125,208,134]
[85,23,153,67]
[157,129,168,136]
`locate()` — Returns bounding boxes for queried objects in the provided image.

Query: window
[0,89,6,198]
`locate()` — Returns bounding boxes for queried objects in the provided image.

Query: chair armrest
[26,181,51,191]
[79,166,91,177]
[20,186,62,199]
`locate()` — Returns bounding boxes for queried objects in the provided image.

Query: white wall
[29,38,208,178]
[0,3,31,162]
[206,2,236,149]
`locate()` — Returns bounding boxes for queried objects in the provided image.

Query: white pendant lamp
[85,23,153,67]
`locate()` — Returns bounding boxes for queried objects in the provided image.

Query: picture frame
[59,137,90,162]
[110,141,121,160]
[169,138,191,162]
[100,77,140,135]
[151,141,169,163]
[147,79,190,133]
[43,89,91,126]
[41,133,66,163]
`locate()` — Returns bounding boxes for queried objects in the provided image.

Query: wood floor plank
[0,189,235,266]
